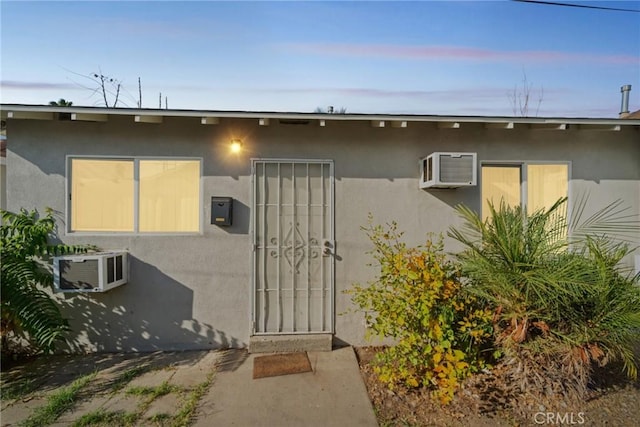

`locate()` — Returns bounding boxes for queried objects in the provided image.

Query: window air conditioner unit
[420,152,477,189]
[53,251,128,293]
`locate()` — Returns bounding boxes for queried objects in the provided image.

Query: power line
[512,0,640,13]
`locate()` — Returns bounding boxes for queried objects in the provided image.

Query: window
[69,158,201,233]
[481,163,568,221]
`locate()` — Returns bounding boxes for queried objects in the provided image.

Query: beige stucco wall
[6,116,640,352]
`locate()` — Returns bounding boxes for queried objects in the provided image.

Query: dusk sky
[1,0,639,117]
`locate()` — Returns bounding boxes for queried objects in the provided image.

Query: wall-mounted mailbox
[211,197,233,226]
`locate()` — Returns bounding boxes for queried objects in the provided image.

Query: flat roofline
[2,103,639,127]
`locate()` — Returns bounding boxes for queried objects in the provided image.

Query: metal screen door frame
[250,158,335,335]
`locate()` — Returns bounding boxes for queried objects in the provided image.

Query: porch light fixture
[230,139,242,154]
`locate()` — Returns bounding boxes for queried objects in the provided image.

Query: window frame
[480,160,572,219]
[66,155,203,235]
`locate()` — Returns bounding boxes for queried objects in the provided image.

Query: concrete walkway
[195,346,378,427]
[0,346,378,427]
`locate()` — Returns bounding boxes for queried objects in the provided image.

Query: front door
[252,159,334,334]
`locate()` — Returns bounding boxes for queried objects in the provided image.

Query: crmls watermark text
[533,412,585,425]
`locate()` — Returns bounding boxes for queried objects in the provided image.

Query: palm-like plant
[48,99,73,106]
[1,209,90,353]
[448,198,640,395]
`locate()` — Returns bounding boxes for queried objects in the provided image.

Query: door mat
[253,352,312,379]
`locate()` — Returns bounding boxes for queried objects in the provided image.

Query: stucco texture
[6,116,640,352]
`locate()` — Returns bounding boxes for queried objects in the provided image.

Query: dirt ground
[355,347,640,427]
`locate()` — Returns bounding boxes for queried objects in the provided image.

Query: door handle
[322,239,334,256]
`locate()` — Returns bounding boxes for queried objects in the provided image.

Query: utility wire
[512,0,640,13]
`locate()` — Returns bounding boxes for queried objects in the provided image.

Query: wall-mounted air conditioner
[53,251,128,293]
[420,152,477,189]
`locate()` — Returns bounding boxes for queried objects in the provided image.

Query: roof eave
[1,104,639,128]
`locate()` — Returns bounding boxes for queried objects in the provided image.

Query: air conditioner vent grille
[59,259,99,290]
[439,155,474,183]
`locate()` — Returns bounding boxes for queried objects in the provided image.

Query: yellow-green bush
[348,219,493,404]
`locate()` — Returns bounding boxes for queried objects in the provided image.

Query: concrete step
[248,334,333,353]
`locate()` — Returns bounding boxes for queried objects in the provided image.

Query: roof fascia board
[1,104,639,127]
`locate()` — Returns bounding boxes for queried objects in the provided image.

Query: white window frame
[66,155,203,235]
[480,160,572,218]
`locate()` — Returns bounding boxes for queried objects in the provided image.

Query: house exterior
[1,104,639,353]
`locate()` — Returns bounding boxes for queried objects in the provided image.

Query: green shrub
[347,218,493,404]
[1,208,91,354]
[449,198,640,396]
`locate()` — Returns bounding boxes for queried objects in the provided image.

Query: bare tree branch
[508,70,544,117]
[113,82,121,108]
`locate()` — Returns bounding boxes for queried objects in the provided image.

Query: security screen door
[252,160,334,334]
